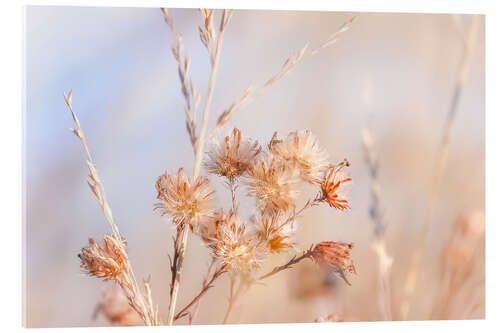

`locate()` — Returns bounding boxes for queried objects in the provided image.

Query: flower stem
[166,10,233,325]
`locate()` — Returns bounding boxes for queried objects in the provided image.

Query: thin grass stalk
[210,14,359,138]
[64,91,158,326]
[165,9,233,325]
[400,15,480,320]
[174,262,228,322]
[362,128,393,321]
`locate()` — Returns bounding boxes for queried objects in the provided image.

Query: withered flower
[320,160,352,210]
[97,284,143,326]
[245,155,299,213]
[204,212,265,273]
[204,128,261,180]
[270,130,329,184]
[312,241,355,285]
[155,168,215,229]
[252,212,295,253]
[79,235,129,280]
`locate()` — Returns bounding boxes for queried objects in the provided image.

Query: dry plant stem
[221,247,315,323]
[174,262,228,322]
[187,258,217,324]
[276,197,321,232]
[362,128,393,321]
[228,178,238,212]
[165,9,233,326]
[222,277,249,324]
[400,16,480,320]
[210,14,359,137]
[259,247,315,280]
[64,91,157,326]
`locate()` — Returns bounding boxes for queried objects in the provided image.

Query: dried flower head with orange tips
[155,168,215,229]
[245,155,299,213]
[203,211,264,273]
[205,128,261,180]
[269,130,330,184]
[320,159,352,210]
[79,235,129,281]
[252,212,296,253]
[312,241,356,285]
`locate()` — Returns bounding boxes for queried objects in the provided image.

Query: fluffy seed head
[245,155,299,213]
[79,235,129,280]
[252,212,295,253]
[204,212,265,273]
[155,168,215,229]
[321,160,352,210]
[270,130,329,184]
[204,128,261,180]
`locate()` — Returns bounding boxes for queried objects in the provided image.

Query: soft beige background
[24,6,484,327]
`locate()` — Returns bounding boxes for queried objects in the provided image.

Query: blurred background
[24,6,484,327]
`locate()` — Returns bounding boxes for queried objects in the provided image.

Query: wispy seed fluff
[155,168,215,229]
[79,235,129,281]
[204,128,261,180]
[252,212,296,253]
[269,130,329,184]
[245,155,299,213]
[203,211,264,273]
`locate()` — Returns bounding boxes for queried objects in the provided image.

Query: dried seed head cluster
[79,235,129,281]
[312,241,356,284]
[269,130,330,184]
[155,168,215,230]
[156,128,353,279]
[204,128,261,180]
[98,284,143,326]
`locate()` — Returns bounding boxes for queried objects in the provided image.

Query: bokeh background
[24,6,484,327]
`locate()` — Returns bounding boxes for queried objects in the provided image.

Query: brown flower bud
[312,241,355,285]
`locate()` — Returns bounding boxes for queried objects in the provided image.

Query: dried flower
[155,168,215,229]
[252,212,295,253]
[197,208,228,242]
[320,160,352,210]
[79,235,129,280]
[315,313,344,322]
[443,211,485,272]
[269,130,329,184]
[204,128,261,180]
[312,241,355,285]
[97,284,143,326]
[245,155,299,213]
[205,212,264,273]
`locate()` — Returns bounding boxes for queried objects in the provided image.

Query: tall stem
[166,10,231,325]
